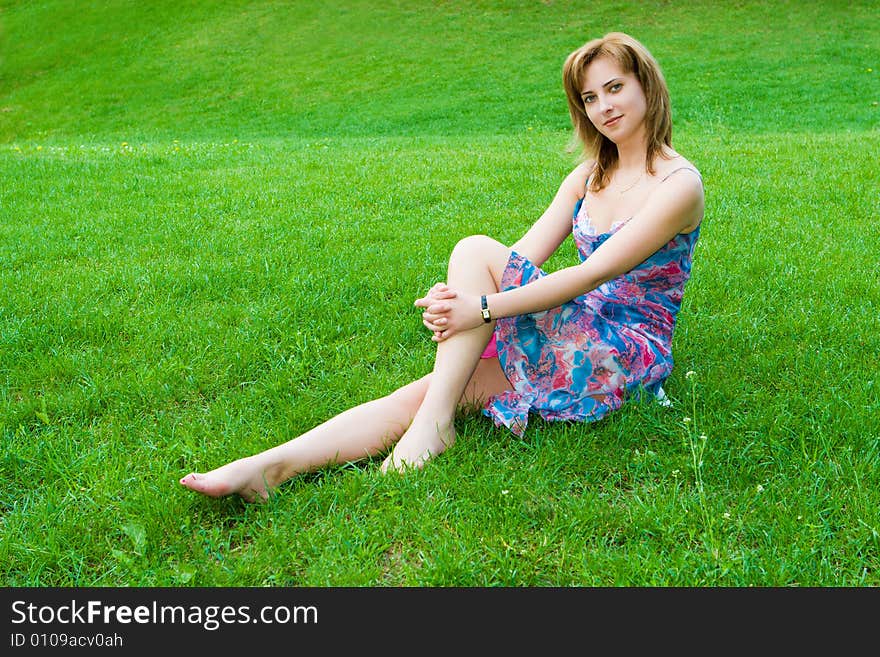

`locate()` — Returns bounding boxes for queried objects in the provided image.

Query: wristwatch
[480,295,492,323]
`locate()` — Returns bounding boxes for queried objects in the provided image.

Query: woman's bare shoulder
[652,154,704,232]
[575,159,597,177]
[657,152,702,181]
[565,160,596,197]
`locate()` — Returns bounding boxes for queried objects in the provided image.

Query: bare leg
[179,355,513,501]
[381,235,510,472]
[180,375,432,501]
[180,235,512,499]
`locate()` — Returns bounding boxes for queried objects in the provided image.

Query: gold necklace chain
[617,171,644,195]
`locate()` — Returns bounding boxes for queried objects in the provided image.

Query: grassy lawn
[1,1,878,586]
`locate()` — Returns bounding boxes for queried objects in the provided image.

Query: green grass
[1,1,878,586]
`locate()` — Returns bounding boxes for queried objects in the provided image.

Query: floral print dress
[482,169,701,437]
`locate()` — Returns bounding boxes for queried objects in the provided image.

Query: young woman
[180,32,704,502]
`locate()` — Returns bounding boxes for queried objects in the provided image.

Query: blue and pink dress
[481,170,701,436]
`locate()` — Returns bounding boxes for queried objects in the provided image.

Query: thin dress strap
[661,166,702,182]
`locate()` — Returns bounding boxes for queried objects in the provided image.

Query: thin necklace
[617,171,644,195]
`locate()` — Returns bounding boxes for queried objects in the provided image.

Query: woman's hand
[415,282,454,340]
[415,285,484,341]
[415,282,457,308]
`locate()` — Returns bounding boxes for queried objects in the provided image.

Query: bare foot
[179,455,275,503]
[380,418,455,473]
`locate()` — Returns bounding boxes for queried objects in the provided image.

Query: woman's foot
[380,417,456,473]
[179,455,277,503]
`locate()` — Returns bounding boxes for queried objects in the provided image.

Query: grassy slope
[1,0,878,141]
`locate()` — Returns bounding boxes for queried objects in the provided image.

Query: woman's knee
[449,235,509,282]
[451,234,501,259]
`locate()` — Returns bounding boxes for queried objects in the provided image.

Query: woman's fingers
[422,316,442,330]
[415,284,458,308]
[416,300,451,313]
[418,283,456,340]
[426,302,451,314]
[432,329,452,342]
[432,288,457,300]
[415,294,454,308]
[428,328,446,342]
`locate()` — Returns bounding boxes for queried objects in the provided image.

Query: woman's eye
[583,95,595,104]
[610,83,622,92]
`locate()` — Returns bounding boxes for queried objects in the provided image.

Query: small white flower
[756,484,764,493]
[683,416,692,423]
[723,512,731,519]
[685,370,696,379]
[501,490,510,495]
[699,434,708,442]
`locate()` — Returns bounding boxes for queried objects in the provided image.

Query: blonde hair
[562,32,672,192]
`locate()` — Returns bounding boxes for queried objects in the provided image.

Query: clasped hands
[414,282,485,342]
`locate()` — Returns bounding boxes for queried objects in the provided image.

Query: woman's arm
[508,161,593,267]
[414,161,591,325]
[426,170,703,338]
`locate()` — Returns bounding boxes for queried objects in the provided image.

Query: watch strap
[480,295,491,323]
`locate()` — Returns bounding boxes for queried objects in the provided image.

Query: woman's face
[579,56,648,145]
